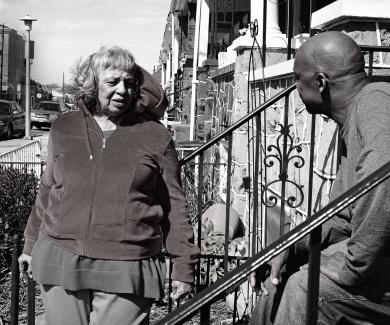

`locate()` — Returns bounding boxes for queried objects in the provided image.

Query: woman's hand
[170,281,193,300]
[18,253,33,278]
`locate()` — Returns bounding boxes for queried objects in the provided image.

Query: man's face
[293,54,324,114]
[97,68,136,117]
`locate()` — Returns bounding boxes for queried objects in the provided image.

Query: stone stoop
[35,313,46,325]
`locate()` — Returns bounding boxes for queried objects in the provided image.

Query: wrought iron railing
[156,159,390,324]
[163,44,390,324]
[2,43,390,325]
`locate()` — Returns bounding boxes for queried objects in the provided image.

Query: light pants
[249,269,390,325]
[41,285,153,325]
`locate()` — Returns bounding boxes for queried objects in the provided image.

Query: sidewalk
[0,132,49,157]
[0,138,37,155]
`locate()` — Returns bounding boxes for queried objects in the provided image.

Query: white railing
[0,140,42,176]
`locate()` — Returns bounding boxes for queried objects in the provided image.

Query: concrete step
[35,313,46,325]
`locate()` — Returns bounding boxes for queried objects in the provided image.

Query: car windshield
[35,102,60,112]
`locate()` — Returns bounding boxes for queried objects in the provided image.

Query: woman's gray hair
[77,46,138,114]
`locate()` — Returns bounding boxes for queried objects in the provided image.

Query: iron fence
[156,159,390,324]
[0,140,42,176]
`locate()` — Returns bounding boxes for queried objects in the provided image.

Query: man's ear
[316,73,328,94]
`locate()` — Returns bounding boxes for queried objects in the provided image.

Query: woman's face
[97,68,136,117]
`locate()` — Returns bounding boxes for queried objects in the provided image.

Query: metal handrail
[360,45,390,52]
[179,83,297,165]
[156,159,390,324]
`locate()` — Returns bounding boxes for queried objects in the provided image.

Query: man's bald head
[296,31,365,81]
[294,31,368,124]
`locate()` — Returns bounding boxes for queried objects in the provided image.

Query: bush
[0,166,39,273]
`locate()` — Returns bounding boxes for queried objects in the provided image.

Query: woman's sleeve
[23,129,56,255]
[159,139,200,283]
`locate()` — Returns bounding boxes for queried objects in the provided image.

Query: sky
[0,0,171,85]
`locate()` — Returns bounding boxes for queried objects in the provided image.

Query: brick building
[0,25,51,108]
[0,26,25,101]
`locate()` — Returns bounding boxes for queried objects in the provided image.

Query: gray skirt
[31,232,166,299]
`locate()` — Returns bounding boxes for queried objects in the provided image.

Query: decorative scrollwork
[250,19,259,38]
[285,180,305,208]
[262,180,281,208]
[261,123,305,209]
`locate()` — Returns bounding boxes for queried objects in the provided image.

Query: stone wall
[331,21,390,67]
[205,46,340,249]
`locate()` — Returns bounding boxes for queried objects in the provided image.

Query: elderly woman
[18,46,199,325]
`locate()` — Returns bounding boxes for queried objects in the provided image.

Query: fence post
[27,277,35,325]
[10,234,21,325]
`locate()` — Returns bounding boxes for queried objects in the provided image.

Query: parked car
[65,103,78,111]
[31,101,68,129]
[0,100,25,139]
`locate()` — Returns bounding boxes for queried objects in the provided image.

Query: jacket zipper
[83,133,106,255]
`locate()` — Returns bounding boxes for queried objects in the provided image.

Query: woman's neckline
[93,115,117,132]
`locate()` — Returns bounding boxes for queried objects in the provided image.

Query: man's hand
[269,249,290,286]
[249,269,270,295]
[18,253,32,278]
[170,281,193,300]
[249,249,290,294]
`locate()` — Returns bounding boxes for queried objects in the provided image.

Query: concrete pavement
[0,138,37,155]
[0,129,49,156]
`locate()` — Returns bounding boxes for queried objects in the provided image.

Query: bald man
[249,31,390,324]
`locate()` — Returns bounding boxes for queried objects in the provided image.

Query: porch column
[166,50,172,105]
[198,0,210,66]
[171,13,178,99]
[250,0,285,47]
[160,60,166,87]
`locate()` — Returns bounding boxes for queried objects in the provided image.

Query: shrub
[0,166,39,273]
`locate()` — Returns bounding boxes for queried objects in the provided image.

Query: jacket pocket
[49,149,93,238]
[124,152,164,242]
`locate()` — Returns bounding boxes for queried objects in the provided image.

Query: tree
[46,83,60,90]
[69,56,85,88]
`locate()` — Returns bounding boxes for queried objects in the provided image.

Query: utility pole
[20,15,37,140]
[0,24,4,100]
[62,71,65,102]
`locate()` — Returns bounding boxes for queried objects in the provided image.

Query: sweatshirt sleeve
[159,139,200,283]
[23,129,56,255]
[337,90,390,287]
[294,213,352,258]
[294,171,352,258]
